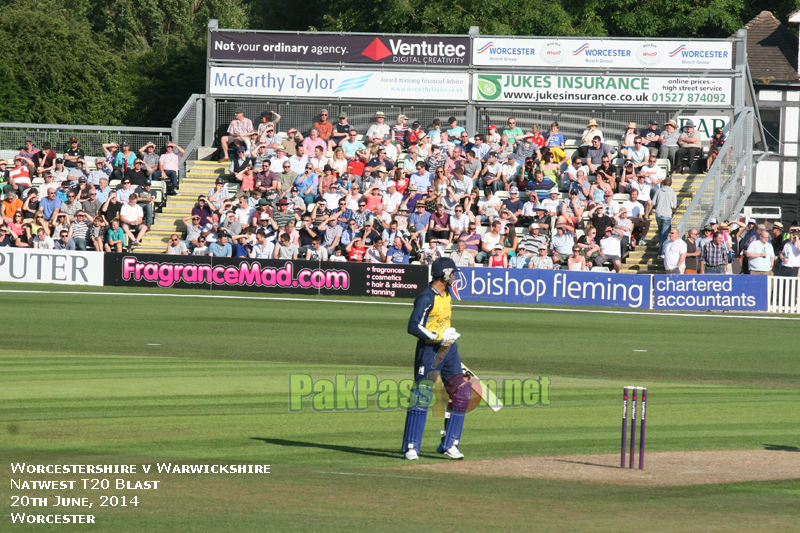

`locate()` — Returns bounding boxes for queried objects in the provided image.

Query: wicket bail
[621,386,647,469]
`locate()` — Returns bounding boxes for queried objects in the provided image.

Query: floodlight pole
[466,26,480,136]
[205,19,219,147]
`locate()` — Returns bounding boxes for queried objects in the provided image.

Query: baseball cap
[412,121,420,128]
[534,205,547,211]
[509,186,519,194]
[25,137,33,143]
[604,192,612,197]
[488,124,497,130]
[216,177,225,184]
[507,154,517,160]
[387,180,396,187]
[747,218,756,224]
[237,146,246,152]
[648,119,658,125]
[260,213,270,221]
[432,118,441,125]
[531,223,540,229]
[517,244,527,250]
[78,177,87,183]
[488,151,498,158]
[493,244,504,250]
[709,218,718,224]
[69,136,78,142]
[409,225,417,232]
[338,111,348,118]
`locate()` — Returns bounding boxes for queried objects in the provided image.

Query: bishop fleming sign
[210,32,470,66]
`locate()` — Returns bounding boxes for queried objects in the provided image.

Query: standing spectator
[746,230,775,275]
[700,231,728,274]
[220,108,254,162]
[663,228,688,273]
[683,228,702,274]
[675,120,701,172]
[778,229,800,277]
[653,176,677,258]
[63,137,85,178]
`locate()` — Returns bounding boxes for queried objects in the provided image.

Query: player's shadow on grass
[764,444,800,452]
[251,438,404,459]
[551,459,619,469]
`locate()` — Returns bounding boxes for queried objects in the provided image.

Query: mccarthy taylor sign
[474,74,732,106]
[210,67,469,101]
[211,32,470,65]
[473,38,732,70]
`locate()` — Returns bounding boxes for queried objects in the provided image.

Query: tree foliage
[2,0,800,127]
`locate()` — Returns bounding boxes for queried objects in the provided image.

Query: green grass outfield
[1,283,799,531]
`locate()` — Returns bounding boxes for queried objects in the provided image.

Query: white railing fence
[767,275,800,314]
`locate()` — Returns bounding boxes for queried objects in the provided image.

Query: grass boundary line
[1,289,799,321]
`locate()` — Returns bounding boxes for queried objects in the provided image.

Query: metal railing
[171,95,204,183]
[0,122,170,158]
[214,100,466,141]
[677,108,754,236]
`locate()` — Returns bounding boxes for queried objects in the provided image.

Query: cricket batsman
[401,257,470,460]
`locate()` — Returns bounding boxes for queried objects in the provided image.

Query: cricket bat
[462,363,503,412]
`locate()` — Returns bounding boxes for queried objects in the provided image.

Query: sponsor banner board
[653,275,768,311]
[210,32,471,66]
[210,66,469,101]
[104,254,427,298]
[451,268,651,309]
[473,74,731,107]
[473,37,733,70]
[0,249,103,286]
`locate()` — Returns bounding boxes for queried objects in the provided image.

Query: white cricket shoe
[441,445,464,460]
[404,449,419,460]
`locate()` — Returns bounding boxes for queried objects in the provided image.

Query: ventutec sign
[211,32,470,65]
[210,66,469,101]
[451,268,651,309]
[473,38,732,70]
[474,74,731,107]
[653,275,768,311]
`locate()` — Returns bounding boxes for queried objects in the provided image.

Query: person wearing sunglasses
[626,136,650,171]
[166,233,189,255]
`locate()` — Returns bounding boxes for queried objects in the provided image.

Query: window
[759,109,781,152]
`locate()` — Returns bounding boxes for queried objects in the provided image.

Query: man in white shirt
[449,239,475,267]
[745,230,775,274]
[449,205,470,236]
[663,228,688,273]
[322,183,343,208]
[628,137,650,169]
[601,192,619,217]
[594,226,624,272]
[366,112,391,141]
[120,194,148,249]
[382,181,403,215]
[270,146,289,169]
[639,155,665,189]
[250,229,275,259]
[410,162,432,190]
[289,146,309,174]
[382,138,399,162]
[563,156,590,189]
[477,220,502,263]
[621,188,651,246]
[501,154,522,184]
[235,197,255,228]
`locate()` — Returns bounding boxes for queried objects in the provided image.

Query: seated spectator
[364,236,388,262]
[675,121,701,172]
[166,234,189,255]
[585,137,613,172]
[68,212,90,250]
[207,232,232,257]
[627,176,654,220]
[527,170,557,202]
[705,127,725,171]
[503,117,524,145]
[619,123,638,158]
[659,120,680,162]
[450,238,475,267]
[366,111,391,142]
[120,194,148,250]
[640,120,662,157]
[488,244,507,267]
[422,238,446,265]
[594,226,623,273]
[305,236,328,261]
[386,236,411,264]
[577,224,600,260]
[543,122,566,162]
[428,204,451,244]
[576,119,604,158]
[530,246,554,270]
[476,220,502,263]
[33,227,55,249]
[105,218,125,252]
[408,203,431,242]
[567,244,587,271]
[125,159,148,187]
[550,224,576,267]
[346,236,367,261]
[520,223,547,253]
[492,134,512,162]
[594,155,618,191]
[509,244,529,268]
[514,134,539,164]
[220,108,254,162]
[88,215,107,251]
[54,229,76,250]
